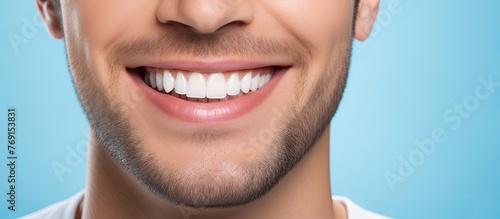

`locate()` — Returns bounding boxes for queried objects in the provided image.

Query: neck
[80,126,344,219]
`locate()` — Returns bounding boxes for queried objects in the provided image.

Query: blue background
[1,0,499,218]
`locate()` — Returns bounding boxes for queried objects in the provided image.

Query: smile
[143,67,274,102]
[128,62,288,123]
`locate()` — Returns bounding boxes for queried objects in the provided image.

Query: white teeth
[240,72,252,94]
[226,73,240,96]
[250,73,259,92]
[146,69,274,100]
[156,72,163,91]
[258,74,266,89]
[206,73,227,98]
[163,70,175,93]
[186,73,207,98]
[175,72,187,95]
[149,72,157,89]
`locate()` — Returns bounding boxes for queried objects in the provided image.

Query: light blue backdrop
[1,0,499,218]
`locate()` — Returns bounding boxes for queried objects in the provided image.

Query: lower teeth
[167,91,244,102]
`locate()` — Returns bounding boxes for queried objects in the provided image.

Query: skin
[37,0,379,218]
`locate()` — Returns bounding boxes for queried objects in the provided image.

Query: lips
[128,64,287,123]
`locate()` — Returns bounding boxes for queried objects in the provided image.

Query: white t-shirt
[20,192,390,219]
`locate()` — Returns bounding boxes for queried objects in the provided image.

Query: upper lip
[127,58,292,73]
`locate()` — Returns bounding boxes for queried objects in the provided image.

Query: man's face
[56,0,357,208]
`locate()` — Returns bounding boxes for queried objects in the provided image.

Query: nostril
[164,20,193,29]
[217,20,247,31]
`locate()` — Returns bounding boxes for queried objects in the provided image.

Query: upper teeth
[144,68,273,100]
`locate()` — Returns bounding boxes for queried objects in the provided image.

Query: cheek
[263,0,354,54]
[64,0,157,83]
[261,0,354,104]
[74,0,154,50]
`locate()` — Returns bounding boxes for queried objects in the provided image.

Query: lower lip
[130,68,286,123]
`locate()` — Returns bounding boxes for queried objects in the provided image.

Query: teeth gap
[141,67,278,102]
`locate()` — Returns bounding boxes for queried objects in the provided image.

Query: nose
[157,0,254,34]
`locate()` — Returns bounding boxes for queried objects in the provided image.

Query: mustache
[107,26,309,69]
